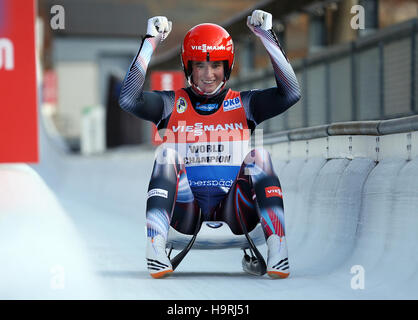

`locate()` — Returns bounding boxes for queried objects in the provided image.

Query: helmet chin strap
[188,78,226,97]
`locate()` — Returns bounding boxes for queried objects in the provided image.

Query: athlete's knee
[150,146,185,185]
[244,147,271,163]
[243,148,275,176]
[154,145,183,166]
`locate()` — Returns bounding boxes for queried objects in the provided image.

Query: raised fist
[247,10,272,31]
[147,16,172,40]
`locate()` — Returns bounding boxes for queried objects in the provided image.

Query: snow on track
[4,110,414,299]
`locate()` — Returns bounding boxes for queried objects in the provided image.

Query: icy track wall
[0,96,104,299]
[0,164,104,299]
[265,115,418,297]
[4,104,417,298]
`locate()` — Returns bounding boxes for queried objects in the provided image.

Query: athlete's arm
[243,10,301,125]
[118,17,174,125]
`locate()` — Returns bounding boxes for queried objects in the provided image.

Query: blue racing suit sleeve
[118,35,174,126]
[242,24,301,125]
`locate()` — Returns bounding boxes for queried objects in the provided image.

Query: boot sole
[150,269,173,279]
[267,271,289,279]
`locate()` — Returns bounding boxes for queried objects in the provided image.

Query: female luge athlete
[119,10,301,279]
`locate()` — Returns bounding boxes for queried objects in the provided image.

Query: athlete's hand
[247,10,272,31]
[146,16,172,40]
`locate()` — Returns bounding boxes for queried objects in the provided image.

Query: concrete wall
[56,62,99,138]
[52,37,140,140]
[266,128,418,297]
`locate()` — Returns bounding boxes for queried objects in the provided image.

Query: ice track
[1,108,418,299]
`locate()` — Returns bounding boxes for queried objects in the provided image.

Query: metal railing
[262,114,418,145]
[229,18,418,135]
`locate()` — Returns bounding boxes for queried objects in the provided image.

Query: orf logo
[0,38,14,70]
[265,186,282,198]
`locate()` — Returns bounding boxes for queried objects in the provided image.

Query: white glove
[247,10,272,31]
[146,16,172,40]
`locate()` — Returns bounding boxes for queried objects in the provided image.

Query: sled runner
[165,209,268,275]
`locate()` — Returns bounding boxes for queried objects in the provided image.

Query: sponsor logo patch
[265,186,282,198]
[191,44,226,52]
[195,102,218,112]
[223,97,241,111]
[147,188,168,199]
[176,97,187,114]
[189,179,233,187]
[206,222,223,229]
[171,122,244,136]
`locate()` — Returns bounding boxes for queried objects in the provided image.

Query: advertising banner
[0,0,38,163]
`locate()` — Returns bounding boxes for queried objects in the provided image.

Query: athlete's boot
[146,234,173,279]
[266,234,290,279]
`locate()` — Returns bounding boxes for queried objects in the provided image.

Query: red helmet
[181,23,234,83]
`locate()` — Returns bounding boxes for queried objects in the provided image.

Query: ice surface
[2,105,418,299]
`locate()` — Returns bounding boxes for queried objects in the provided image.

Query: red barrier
[150,71,184,145]
[0,0,38,163]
